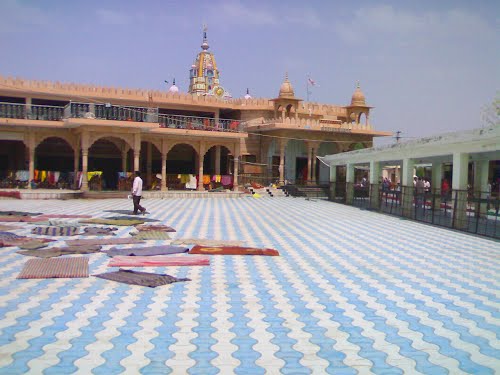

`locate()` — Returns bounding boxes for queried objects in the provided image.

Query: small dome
[351,82,366,106]
[168,79,179,93]
[244,88,252,100]
[279,73,295,98]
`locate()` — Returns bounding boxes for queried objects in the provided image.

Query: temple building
[0,29,391,194]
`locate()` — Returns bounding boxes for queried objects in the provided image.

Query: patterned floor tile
[0,197,498,374]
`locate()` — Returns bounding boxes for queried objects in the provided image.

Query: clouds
[216,0,321,28]
[0,0,50,33]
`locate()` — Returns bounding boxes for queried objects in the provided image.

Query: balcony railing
[0,102,65,121]
[0,102,245,132]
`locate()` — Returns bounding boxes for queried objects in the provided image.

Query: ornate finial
[356,80,360,88]
[201,24,209,50]
[285,72,289,80]
[246,88,249,94]
[173,78,176,85]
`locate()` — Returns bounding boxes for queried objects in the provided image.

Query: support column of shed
[278,139,286,185]
[233,142,240,190]
[329,165,337,200]
[431,162,443,210]
[401,158,415,218]
[474,159,490,215]
[346,163,355,205]
[369,160,381,210]
[198,141,206,191]
[452,152,469,229]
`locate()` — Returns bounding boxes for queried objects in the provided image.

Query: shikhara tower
[188,26,230,98]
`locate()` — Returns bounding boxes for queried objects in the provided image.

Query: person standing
[132,171,146,215]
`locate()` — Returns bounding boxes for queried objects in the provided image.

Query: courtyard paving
[0,196,499,374]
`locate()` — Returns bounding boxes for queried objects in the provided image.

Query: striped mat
[31,226,79,236]
[108,255,210,267]
[189,245,280,256]
[130,231,170,240]
[17,257,89,279]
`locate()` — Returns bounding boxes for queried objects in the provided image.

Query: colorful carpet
[94,269,191,287]
[17,245,102,258]
[105,245,189,257]
[80,218,145,226]
[0,216,47,222]
[39,214,93,218]
[82,227,118,236]
[129,231,171,240]
[189,245,280,256]
[171,238,246,246]
[0,191,21,199]
[16,257,89,279]
[135,224,176,232]
[0,224,24,231]
[18,240,50,250]
[31,226,80,236]
[108,255,210,267]
[65,238,145,246]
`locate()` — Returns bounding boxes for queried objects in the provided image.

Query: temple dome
[244,88,252,100]
[169,79,179,93]
[279,73,295,98]
[351,82,366,106]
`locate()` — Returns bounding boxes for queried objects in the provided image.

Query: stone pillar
[452,152,469,229]
[121,150,127,172]
[198,142,206,191]
[278,139,286,185]
[233,143,240,190]
[346,163,355,205]
[369,160,381,210]
[146,142,152,188]
[329,164,337,200]
[133,151,140,173]
[74,148,80,189]
[311,147,317,184]
[306,143,313,184]
[161,153,167,191]
[431,162,443,210]
[81,149,89,191]
[28,146,35,190]
[215,145,221,175]
[474,159,490,215]
[402,158,415,217]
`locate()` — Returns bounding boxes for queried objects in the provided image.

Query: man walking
[132,171,146,215]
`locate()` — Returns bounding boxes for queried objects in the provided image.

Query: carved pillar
[80,131,90,191]
[278,139,286,185]
[306,143,313,184]
[161,152,167,191]
[146,142,152,188]
[122,150,127,172]
[198,141,206,191]
[233,142,240,190]
[74,148,80,189]
[81,149,89,191]
[27,134,35,190]
[311,147,317,184]
[215,145,221,175]
[133,134,141,172]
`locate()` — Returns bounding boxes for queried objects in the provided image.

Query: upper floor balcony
[0,101,246,133]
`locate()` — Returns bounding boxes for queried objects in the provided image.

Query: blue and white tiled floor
[0,197,499,374]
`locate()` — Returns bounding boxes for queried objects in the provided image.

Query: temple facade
[0,30,391,193]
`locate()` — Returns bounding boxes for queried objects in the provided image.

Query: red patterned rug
[108,255,210,267]
[189,245,280,256]
[17,257,89,279]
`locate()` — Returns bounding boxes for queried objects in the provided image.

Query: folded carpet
[108,255,210,267]
[129,231,170,240]
[189,245,280,256]
[171,238,246,247]
[17,257,89,279]
[94,269,190,287]
[65,238,145,246]
[17,245,102,258]
[105,245,189,257]
[135,224,176,232]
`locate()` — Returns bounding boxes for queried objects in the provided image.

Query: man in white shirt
[132,171,146,215]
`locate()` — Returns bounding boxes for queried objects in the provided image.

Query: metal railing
[329,183,500,239]
[0,102,65,121]
[0,101,246,132]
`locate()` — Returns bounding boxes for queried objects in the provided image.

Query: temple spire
[201,25,209,51]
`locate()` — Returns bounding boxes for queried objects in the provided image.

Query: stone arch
[36,133,76,152]
[167,143,197,178]
[285,139,307,183]
[88,133,133,150]
[87,137,125,190]
[204,144,232,175]
[34,136,76,186]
